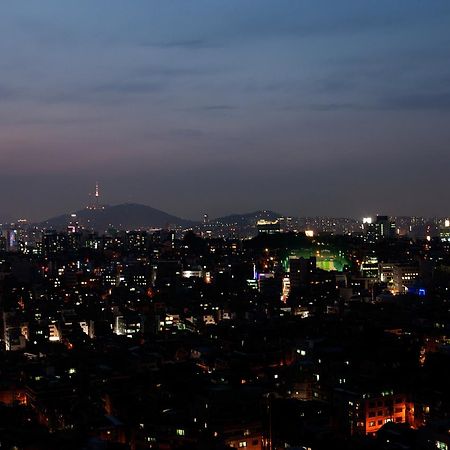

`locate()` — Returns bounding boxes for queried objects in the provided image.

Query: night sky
[1,1,450,221]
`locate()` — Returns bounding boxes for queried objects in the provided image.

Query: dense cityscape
[2,1,450,449]
[1,199,450,449]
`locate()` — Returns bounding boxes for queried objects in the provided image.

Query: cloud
[169,128,204,137]
[133,64,220,79]
[90,80,166,95]
[308,103,363,112]
[154,38,217,49]
[201,105,236,111]
[0,85,20,101]
[383,92,450,111]
[30,79,168,106]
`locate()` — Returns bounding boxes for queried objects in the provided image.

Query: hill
[212,210,282,226]
[40,203,196,231]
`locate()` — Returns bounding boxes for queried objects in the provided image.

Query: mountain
[39,206,286,232]
[40,203,197,231]
[0,215,12,224]
[212,210,282,225]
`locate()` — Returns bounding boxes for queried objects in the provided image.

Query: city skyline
[2,3,450,448]
[3,180,450,225]
[3,178,450,223]
[1,1,450,220]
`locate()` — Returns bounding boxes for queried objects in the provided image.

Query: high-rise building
[67,214,79,234]
[42,230,67,257]
[440,219,450,242]
[392,264,420,294]
[375,215,396,240]
[289,257,316,289]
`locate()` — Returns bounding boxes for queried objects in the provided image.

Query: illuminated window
[176,429,185,436]
[239,442,247,448]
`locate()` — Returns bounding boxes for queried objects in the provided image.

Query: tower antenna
[95,181,100,209]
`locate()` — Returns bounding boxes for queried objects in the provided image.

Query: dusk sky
[1,1,450,221]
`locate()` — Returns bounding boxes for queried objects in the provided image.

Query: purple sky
[1,1,450,221]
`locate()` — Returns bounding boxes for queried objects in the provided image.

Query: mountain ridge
[39,203,196,231]
[38,204,285,231]
[212,210,282,225]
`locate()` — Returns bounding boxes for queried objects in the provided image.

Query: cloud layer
[1,1,449,220]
